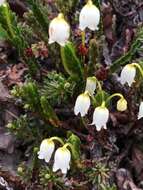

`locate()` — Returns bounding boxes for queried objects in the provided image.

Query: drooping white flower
[38,139,55,163]
[53,146,71,174]
[49,13,70,46]
[117,98,127,112]
[138,102,143,120]
[120,64,136,87]
[92,105,109,131]
[79,0,100,31]
[85,77,96,96]
[0,0,5,6]
[74,91,90,117]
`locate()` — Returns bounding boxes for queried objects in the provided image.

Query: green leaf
[61,42,83,79]
[0,24,8,39]
[27,0,49,33]
[67,132,81,160]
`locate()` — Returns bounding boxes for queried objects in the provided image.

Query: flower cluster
[74,77,128,131]
[74,61,143,131]
[48,0,100,46]
[38,137,72,175]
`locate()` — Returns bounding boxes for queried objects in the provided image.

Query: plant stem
[50,137,64,146]
[97,80,104,102]
[63,143,74,153]
[106,93,123,104]
[101,101,106,107]
[81,31,85,46]
[132,63,143,77]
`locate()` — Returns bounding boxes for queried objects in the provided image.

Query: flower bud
[117,98,127,112]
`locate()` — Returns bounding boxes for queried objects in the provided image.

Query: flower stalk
[106,93,124,104]
[50,137,64,146]
[132,63,143,77]
[81,31,85,46]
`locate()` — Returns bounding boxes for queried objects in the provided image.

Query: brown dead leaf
[6,63,28,87]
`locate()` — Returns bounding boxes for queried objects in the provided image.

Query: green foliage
[0,24,8,39]
[84,162,112,190]
[27,0,49,35]
[11,82,60,127]
[67,132,81,160]
[7,115,33,140]
[0,3,28,54]
[17,148,40,184]
[17,163,33,183]
[90,88,110,108]
[40,96,59,127]
[61,42,83,79]
[41,71,75,105]
[0,3,38,75]
[7,114,48,142]
[110,27,143,72]
[39,166,67,190]
[92,0,100,8]
[14,82,41,111]
[100,184,117,190]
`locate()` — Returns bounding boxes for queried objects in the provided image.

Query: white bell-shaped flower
[38,139,55,163]
[53,146,71,174]
[117,98,127,112]
[120,64,136,87]
[138,102,143,120]
[74,91,90,117]
[79,0,100,31]
[85,77,96,96]
[49,13,70,46]
[0,0,5,6]
[92,104,109,131]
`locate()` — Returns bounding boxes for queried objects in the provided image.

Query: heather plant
[0,0,143,189]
